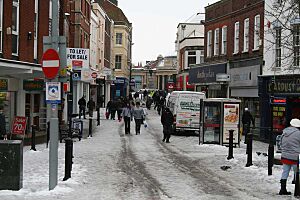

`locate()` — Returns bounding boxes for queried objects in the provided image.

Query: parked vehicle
[167,91,205,134]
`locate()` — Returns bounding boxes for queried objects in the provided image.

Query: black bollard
[268,132,274,176]
[30,125,37,151]
[63,138,73,181]
[97,107,100,126]
[227,130,234,160]
[295,157,300,196]
[89,118,93,137]
[245,133,253,167]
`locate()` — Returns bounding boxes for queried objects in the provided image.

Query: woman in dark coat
[0,106,7,140]
[161,107,174,143]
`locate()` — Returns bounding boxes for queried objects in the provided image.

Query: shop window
[12,0,19,55]
[234,22,239,54]
[116,33,122,45]
[221,26,227,55]
[115,55,122,69]
[254,15,260,50]
[214,28,219,56]
[243,18,249,52]
[293,25,300,67]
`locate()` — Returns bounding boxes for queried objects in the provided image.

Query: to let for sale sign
[12,116,27,135]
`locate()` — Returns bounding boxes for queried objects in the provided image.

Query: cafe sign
[267,77,300,94]
[0,79,8,91]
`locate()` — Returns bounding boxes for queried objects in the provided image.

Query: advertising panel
[67,48,89,71]
[223,103,239,143]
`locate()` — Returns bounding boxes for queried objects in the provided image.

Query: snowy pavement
[0,109,296,200]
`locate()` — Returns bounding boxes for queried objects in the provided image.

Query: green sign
[23,80,45,91]
[0,79,8,91]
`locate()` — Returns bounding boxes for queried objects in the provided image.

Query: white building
[175,22,205,91]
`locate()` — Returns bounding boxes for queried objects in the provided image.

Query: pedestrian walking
[106,100,112,119]
[0,106,7,140]
[278,118,300,195]
[116,98,123,122]
[78,96,87,119]
[122,103,133,134]
[87,98,96,117]
[110,100,117,120]
[161,107,174,143]
[242,108,255,143]
[132,102,145,135]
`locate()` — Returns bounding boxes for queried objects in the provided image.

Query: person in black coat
[161,107,174,143]
[87,98,96,117]
[78,96,87,119]
[110,100,117,120]
[0,106,7,140]
[242,108,255,142]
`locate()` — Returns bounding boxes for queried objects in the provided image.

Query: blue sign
[116,90,120,97]
[46,82,61,104]
[72,71,81,81]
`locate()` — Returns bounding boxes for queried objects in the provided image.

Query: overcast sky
[118,0,219,65]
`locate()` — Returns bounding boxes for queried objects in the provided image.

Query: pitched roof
[97,0,131,26]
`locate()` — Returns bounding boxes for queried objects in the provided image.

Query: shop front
[229,59,261,128]
[111,77,128,99]
[189,63,228,98]
[258,75,300,140]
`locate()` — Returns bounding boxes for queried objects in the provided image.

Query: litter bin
[73,119,83,140]
[0,140,23,190]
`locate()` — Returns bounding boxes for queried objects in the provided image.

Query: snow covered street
[0,109,296,200]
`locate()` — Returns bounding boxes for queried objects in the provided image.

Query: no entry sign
[42,49,60,79]
[12,116,27,135]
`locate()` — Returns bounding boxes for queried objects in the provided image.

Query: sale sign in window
[12,116,27,135]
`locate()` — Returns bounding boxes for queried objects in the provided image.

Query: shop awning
[231,88,258,98]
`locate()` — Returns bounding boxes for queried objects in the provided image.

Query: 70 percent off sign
[12,116,27,135]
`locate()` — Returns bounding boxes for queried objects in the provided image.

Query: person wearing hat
[278,118,300,195]
[242,107,255,143]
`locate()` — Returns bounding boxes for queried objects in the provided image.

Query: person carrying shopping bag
[132,102,145,135]
[122,102,133,135]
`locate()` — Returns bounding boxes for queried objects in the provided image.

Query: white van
[167,91,206,133]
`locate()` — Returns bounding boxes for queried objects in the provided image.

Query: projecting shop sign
[66,48,89,71]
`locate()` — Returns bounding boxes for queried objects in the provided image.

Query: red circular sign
[41,49,60,79]
[91,72,98,79]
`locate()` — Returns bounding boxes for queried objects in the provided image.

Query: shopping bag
[105,112,109,120]
[144,120,148,128]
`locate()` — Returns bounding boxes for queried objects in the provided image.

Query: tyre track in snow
[117,123,171,199]
[145,112,259,199]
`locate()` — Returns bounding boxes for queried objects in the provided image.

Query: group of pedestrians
[78,96,96,119]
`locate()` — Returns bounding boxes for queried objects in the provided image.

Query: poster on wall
[66,48,89,71]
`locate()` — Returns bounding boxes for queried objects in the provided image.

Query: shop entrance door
[26,93,41,132]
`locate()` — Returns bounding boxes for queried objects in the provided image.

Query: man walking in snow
[161,107,174,143]
[132,102,144,135]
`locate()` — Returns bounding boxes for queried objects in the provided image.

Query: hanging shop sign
[11,116,27,135]
[23,80,44,91]
[0,79,8,91]
[46,82,61,104]
[66,48,89,71]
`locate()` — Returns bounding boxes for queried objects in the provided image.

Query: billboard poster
[223,104,239,125]
[67,48,89,71]
[46,82,61,104]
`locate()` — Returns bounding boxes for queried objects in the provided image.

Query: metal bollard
[268,132,274,176]
[295,156,300,197]
[30,125,37,151]
[97,107,100,126]
[245,133,253,167]
[227,129,234,160]
[89,118,93,137]
[63,138,73,181]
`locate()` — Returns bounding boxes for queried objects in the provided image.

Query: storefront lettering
[197,69,215,79]
[268,78,300,93]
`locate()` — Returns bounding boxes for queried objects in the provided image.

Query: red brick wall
[204,0,264,62]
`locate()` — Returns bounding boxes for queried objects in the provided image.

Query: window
[275,28,282,68]
[293,25,300,67]
[254,15,260,50]
[115,55,122,69]
[0,0,3,52]
[12,0,19,55]
[243,18,249,52]
[207,30,212,57]
[34,0,38,59]
[214,28,219,56]
[234,22,239,54]
[200,50,204,63]
[221,26,227,55]
[116,33,122,45]
[187,51,196,67]
[49,0,52,35]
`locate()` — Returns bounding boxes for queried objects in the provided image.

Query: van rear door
[190,94,202,129]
